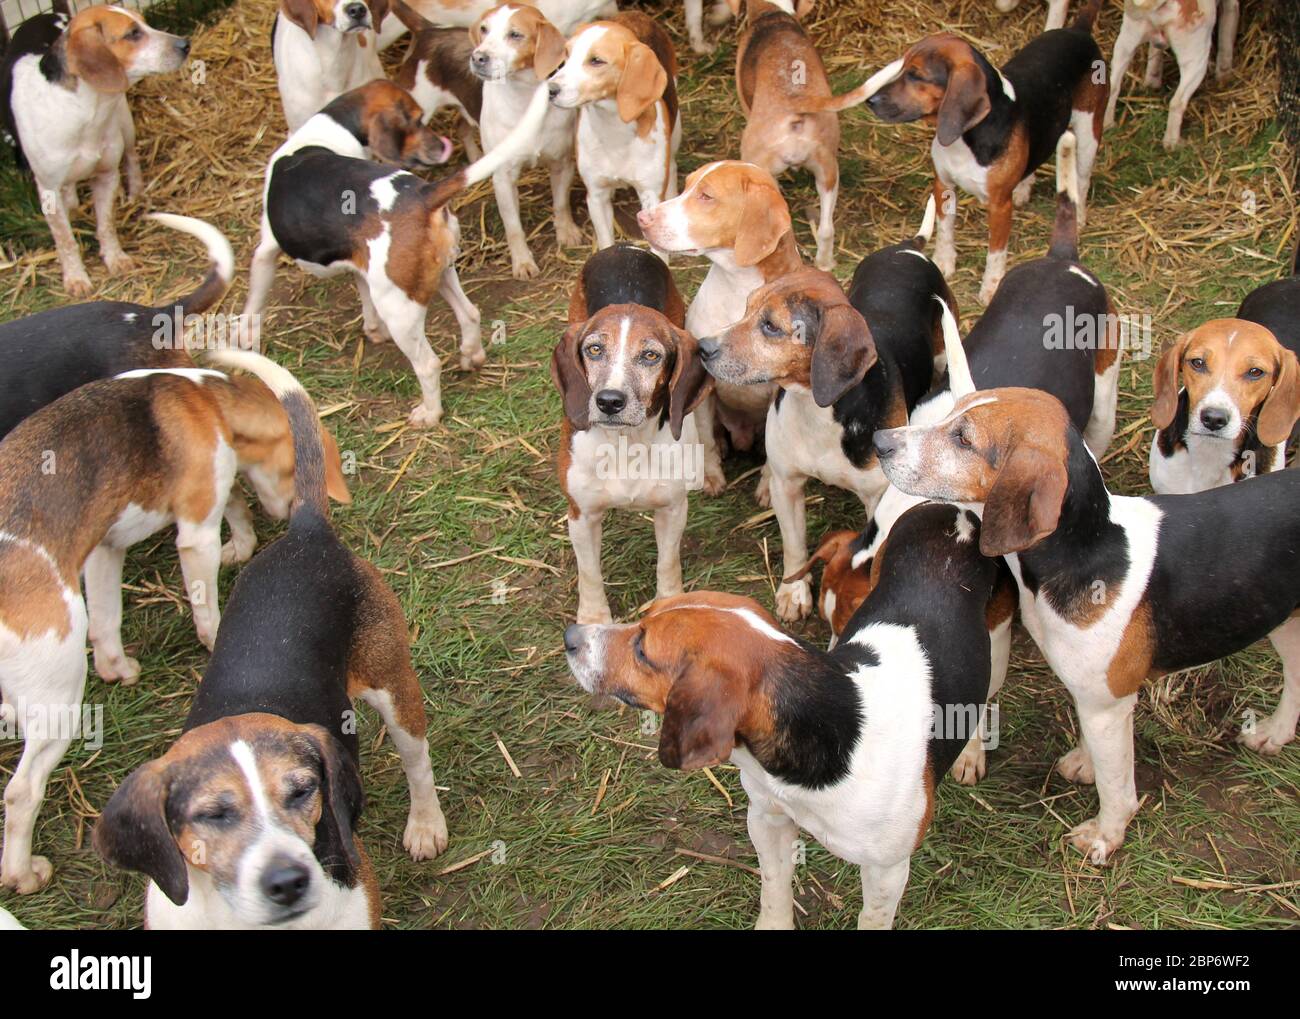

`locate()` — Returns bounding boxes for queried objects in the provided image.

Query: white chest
[11,59,126,182]
[932,135,990,204]
[685,263,766,338]
[566,418,702,513]
[577,104,668,191]
[767,388,883,501]
[481,80,574,164]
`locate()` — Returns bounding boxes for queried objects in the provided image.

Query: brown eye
[589,56,605,66]
[697,191,713,202]
[1246,366,1266,380]
[1189,357,1207,372]
[585,342,603,358]
[642,350,661,363]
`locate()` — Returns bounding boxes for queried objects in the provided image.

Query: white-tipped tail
[463,85,551,188]
[1055,130,1079,206]
[859,58,905,102]
[147,213,234,289]
[916,194,936,245]
[936,296,974,398]
[205,349,305,398]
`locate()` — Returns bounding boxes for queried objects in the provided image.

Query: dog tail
[935,295,974,398]
[798,58,903,114]
[148,214,235,316]
[910,194,937,250]
[205,350,330,521]
[1072,0,1102,32]
[1049,130,1080,262]
[388,0,431,35]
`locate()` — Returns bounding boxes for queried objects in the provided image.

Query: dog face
[547,21,666,123]
[65,5,189,94]
[873,387,1072,556]
[1152,319,1300,449]
[281,0,388,38]
[469,3,566,82]
[564,592,798,771]
[93,715,364,927]
[333,80,453,167]
[866,34,993,146]
[636,161,792,267]
[697,268,877,406]
[551,304,711,438]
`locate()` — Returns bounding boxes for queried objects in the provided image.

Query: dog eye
[1189,357,1207,372]
[588,56,605,66]
[697,191,713,202]
[195,805,236,826]
[641,350,661,363]
[585,342,603,358]
[760,317,781,338]
[954,426,972,448]
[633,630,650,666]
[508,30,524,41]
[1246,366,1266,380]
[905,69,921,83]
[287,780,318,809]
[127,27,142,40]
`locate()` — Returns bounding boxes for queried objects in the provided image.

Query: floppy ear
[467,12,487,45]
[366,105,408,163]
[366,0,390,29]
[282,0,321,39]
[936,61,990,146]
[93,760,190,906]
[734,181,792,267]
[321,428,353,504]
[658,671,743,772]
[666,328,713,441]
[551,323,591,429]
[67,22,129,93]
[810,304,878,407]
[302,726,364,887]
[533,19,567,78]
[784,528,854,583]
[980,446,1069,557]
[1150,334,1188,430]
[617,42,667,122]
[1257,349,1300,446]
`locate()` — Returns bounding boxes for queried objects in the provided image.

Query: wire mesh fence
[1,0,231,38]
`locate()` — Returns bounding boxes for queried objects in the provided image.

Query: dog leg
[684,0,713,54]
[746,795,798,929]
[550,157,584,249]
[952,616,1011,785]
[493,166,538,279]
[978,197,1012,305]
[40,181,92,297]
[770,467,811,622]
[1216,0,1239,81]
[1162,29,1210,150]
[587,183,618,251]
[1083,356,1121,456]
[221,490,257,565]
[118,103,144,200]
[84,544,139,684]
[438,264,485,371]
[932,176,957,278]
[1070,107,1102,227]
[380,292,444,428]
[858,858,910,930]
[1241,615,1300,754]
[90,167,131,276]
[692,396,727,496]
[653,499,688,600]
[812,162,839,272]
[1066,689,1140,865]
[569,510,612,624]
[176,517,223,652]
[1043,0,1069,31]
[1105,18,1145,128]
[1143,42,1165,89]
[239,223,282,346]
[356,277,391,345]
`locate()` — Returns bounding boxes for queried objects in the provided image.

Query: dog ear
[467,11,487,45]
[1151,334,1189,430]
[551,322,591,430]
[786,528,855,584]
[67,21,129,93]
[321,427,353,504]
[980,445,1068,557]
[533,18,566,79]
[93,760,190,906]
[282,0,321,39]
[666,327,713,441]
[366,105,409,163]
[734,179,792,267]
[658,670,743,772]
[302,726,364,887]
[1258,348,1300,447]
[617,42,667,123]
[936,61,990,146]
[366,0,390,30]
[810,304,878,407]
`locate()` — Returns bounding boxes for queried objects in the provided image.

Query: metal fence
[1,0,228,38]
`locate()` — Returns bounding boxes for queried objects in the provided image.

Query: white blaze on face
[549,25,606,106]
[474,6,527,80]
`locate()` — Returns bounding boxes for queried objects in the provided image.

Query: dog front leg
[684,0,712,54]
[1242,615,1300,754]
[175,522,222,652]
[549,157,583,249]
[1065,688,1140,865]
[746,796,798,930]
[812,160,839,272]
[90,167,131,275]
[438,263,485,371]
[39,181,92,297]
[587,182,618,251]
[858,858,910,929]
[691,395,727,496]
[979,196,1012,305]
[931,176,957,278]
[569,509,611,624]
[653,498,688,600]
[84,544,139,683]
[493,166,538,279]
[770,467,811,622]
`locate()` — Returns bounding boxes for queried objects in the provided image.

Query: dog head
[547,20,667,124]
[469,3,566,82]
[64,5,189,94]
[867,33,1002,146]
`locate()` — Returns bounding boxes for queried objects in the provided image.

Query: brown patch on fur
[281,0,337,38]
[344,556,427,738]
[914,761,935,849]
[0,539,75,638]
[65,6,157,93]
[1106,598,1159,698]
[986,566,1018,632]
[1094,297,1120,377]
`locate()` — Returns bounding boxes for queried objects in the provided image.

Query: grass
[0,0,1297,930]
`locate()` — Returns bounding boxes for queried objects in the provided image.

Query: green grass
[0,0,1297,930]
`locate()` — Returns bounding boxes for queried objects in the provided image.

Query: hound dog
[553,245,712,624]
[564,502,1003,929]
[95,351,447,929]
[392,10,484,159]
[470,2,581,279]
[695,199,951,622]
[547,12,680,258]
[272,0,388,133]
[873,370,1300,863]
[1236,245,1300,352]
[1149,319,1300,494]
[0,4,189,296]
[241,79,552,427]
[728,0,912,271]
[377,0,616,49]
[0,363,347,893]
[1105,0,1239,150]
[867,0,1107,303]
[637,160,803,498]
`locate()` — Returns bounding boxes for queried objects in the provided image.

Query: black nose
[261,858,310,907]
[472,51,490,67]
[548,82,561,98]
[177,38,190,54]
[697,337,720,362]
[1199,407,1229,432]
[867,92,883,108]
[873,430,900,460]
[345,2,367,19]
[595,390,626,415]
[564,624,581,654]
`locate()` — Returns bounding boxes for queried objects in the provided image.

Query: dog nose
[1199,407,1229,432]
[873,429,901,460]
[636,209,652,228]
[564,624,581,654]
[548,82,561,99]
[261,857,311,907]
[697,337,720,362]
[595,390,626,415]
[472,50,490,69]
[176,38,191,54]
[345,2,367,20]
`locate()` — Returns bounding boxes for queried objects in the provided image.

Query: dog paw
[556,221,584,248]
[978,275,1002,306]
[408,403,444,429]
[950,740,987,786]
[94,652,141,685]
[221,535,256,565]
[1238,713,1295,755]
[1161,131,1182,152]
[689,38,716,55]
[2,855,53,894]
[404,809,449,862]
[104,252,134,275]
[1056,744,1095,784]
[814,250,835,273]
[702,462,727,496]
[754,471,771,508]
[64,272,93,299]
[1067,817,1123,866]
[775,580,812,623]
[459,346,487,372]
[363,322,391,345]
[511,254,540,280]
